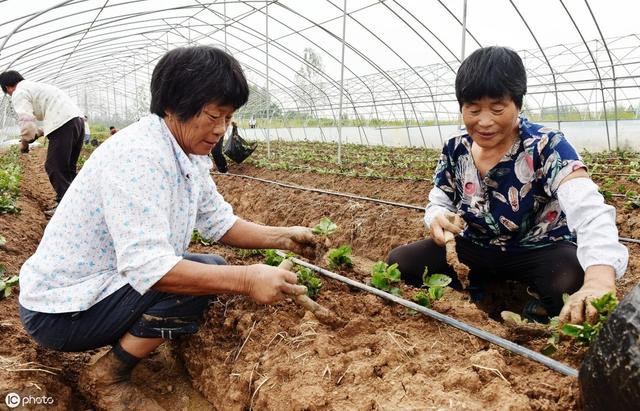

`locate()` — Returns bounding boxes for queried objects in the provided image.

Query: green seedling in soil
[191,229,214,246]
[370,261,402,296]
[599,189,613,201]
[261,249,295,266]
[327,245,353,269]
[0,147,22,214]
[0,235,5,247]
[541,292,618,355]
[234,248,264,258]
[311,217,337,235]
[262,249,284,266]
[296,266,322,300]
[0,265,19,298]
[412,268,451,308]
[625,190,640,209]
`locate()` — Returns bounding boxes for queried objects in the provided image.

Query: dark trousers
[211,137,228,173]
[45,117,84,202]
[387,237,584,316]
[19,253,224,352]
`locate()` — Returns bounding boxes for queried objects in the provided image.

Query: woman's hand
[429,212,464,247]
[279,226,315,258]
[559,265,616,324]
[244,264,307,304]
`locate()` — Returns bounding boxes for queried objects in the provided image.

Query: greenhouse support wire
[276,251,579,378]
[218,173,640,245]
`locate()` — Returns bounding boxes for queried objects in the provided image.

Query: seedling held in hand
[541,292,619,355]
[311,217,337,235]
[296,266,323,300]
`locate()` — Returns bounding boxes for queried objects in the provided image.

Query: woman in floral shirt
[388,46,628,324]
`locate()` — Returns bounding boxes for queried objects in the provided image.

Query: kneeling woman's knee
[129,295,214,339]
[386,245,424,287]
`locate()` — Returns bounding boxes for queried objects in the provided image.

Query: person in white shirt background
[0,71,85,216]
[17,46,315,410]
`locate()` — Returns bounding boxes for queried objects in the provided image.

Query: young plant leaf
[262,249,284,266]
[327,245,353,269]
[370,261,402,296]
[413,291,431,307]
[428,286,445,301]
[311,217,337,235]
[296,267,323,300]
[424,274,452,288]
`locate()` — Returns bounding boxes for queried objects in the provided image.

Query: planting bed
[0,143,638,410]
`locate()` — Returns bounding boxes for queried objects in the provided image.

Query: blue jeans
[19,253,224,352]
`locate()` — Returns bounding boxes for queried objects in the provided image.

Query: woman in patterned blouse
[388,46,627,326]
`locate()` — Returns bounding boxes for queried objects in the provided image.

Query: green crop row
[0,147,23,214]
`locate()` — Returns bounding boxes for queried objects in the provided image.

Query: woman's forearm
[153,259,249,295]
[219,218,288,249]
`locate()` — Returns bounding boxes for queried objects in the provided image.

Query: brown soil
[0,148,638,410]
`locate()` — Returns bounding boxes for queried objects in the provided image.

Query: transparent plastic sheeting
[1,0,640,150]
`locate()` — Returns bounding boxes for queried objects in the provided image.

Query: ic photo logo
[4,392,54,408]
[4,392,20,408]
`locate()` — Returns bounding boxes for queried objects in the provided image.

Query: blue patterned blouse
[432,116,587,251]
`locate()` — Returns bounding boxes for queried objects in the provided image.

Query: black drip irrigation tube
[217,172,640,245]
[276,251,579,378]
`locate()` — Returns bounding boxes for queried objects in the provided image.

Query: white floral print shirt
[19,114,237,313]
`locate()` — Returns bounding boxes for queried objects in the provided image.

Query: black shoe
[521,299,549,324]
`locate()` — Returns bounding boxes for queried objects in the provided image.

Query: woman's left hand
[559,265,616,324]
[280,226,315,258]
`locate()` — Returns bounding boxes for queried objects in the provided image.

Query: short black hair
[455,46,527,110]
[109,126,115,130]
[150,46,249,121]
[0,70,24,93]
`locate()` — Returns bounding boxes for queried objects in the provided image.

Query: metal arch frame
[585,0,618,149]
[188,4,350,135]
[509,0,562,131]
[220,0,387,143]
[558,0,611,150]
[274,0,424,147]
[1,0,640,151]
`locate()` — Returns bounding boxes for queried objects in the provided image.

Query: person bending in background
[18,46,314,411]
[0,70,85,216]
[83,115,91,144]
[209,121,232,173]
[109,125,118,135]
[387,46,628,325]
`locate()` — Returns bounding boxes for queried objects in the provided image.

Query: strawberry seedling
[370,261,402,296]
[311,217,337,235]
[191,229,214,246]
[296,266,323,300]
[559,292,618,345]
[261,249,295,266]
[412,268,451,308]
[0,265,19,299]
[541,292,619,355]
[327,245,353,269]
